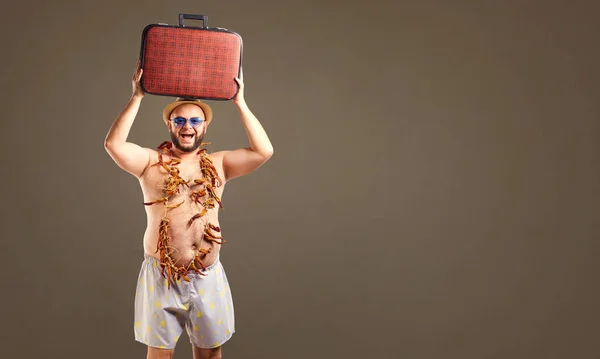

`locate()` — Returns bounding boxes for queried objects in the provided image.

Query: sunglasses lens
[190,118,203,127]
[173,117,186,127]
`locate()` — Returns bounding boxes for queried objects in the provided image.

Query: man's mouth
[181,133,194,140]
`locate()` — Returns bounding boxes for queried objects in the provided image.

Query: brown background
[1,0,599,358]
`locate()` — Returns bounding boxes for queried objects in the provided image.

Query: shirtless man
[104,59,273,359]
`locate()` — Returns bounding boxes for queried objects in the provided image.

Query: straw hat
[162,98,213,125]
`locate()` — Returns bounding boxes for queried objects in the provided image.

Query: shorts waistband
[143,253,220,273]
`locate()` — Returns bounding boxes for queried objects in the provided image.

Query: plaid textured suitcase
[139,14,243,100]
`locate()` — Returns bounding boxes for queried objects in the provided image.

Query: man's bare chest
[141,154,224,215]
[143,164,214,198]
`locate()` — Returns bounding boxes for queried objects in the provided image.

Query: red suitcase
[139,14,243,101]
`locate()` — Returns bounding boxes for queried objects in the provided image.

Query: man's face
[167,104,207,152]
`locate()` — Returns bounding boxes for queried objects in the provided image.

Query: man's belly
[143,207,223,269]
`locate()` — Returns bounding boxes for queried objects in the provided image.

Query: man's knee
[147,346,175,359]
[193,345,222,359]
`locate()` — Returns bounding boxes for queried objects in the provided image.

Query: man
[104,59,273,359]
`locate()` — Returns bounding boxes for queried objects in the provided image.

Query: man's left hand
[233,68,245,105]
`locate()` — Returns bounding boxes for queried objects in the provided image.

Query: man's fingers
[133,68,143,82]
[134,58,142,75]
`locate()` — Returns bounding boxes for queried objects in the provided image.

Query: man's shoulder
[144,146,160,156]
[138,146,160,163]
[207,150,230,161]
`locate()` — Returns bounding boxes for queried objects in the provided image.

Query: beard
[170,130,205,152]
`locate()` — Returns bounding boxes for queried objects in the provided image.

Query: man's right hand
[132,58,144,98]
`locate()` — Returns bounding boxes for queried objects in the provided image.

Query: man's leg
[147,346,175,359]
[193,345,221,359]
[134,255,186,354]
[187,260,234,358]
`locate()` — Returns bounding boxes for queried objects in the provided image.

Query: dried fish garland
[144,141,225,288]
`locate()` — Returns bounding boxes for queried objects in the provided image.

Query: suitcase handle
[179,14,208,28]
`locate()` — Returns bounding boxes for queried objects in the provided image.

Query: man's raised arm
[222,70,274,182]
[104,59,152,178]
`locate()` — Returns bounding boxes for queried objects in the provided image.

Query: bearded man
[104,59,273,359]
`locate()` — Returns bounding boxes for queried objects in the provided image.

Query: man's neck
[170,147,200,161]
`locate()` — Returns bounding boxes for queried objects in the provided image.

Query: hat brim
[162,99,213,125]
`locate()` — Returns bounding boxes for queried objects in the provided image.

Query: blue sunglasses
[172,116,204,128]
